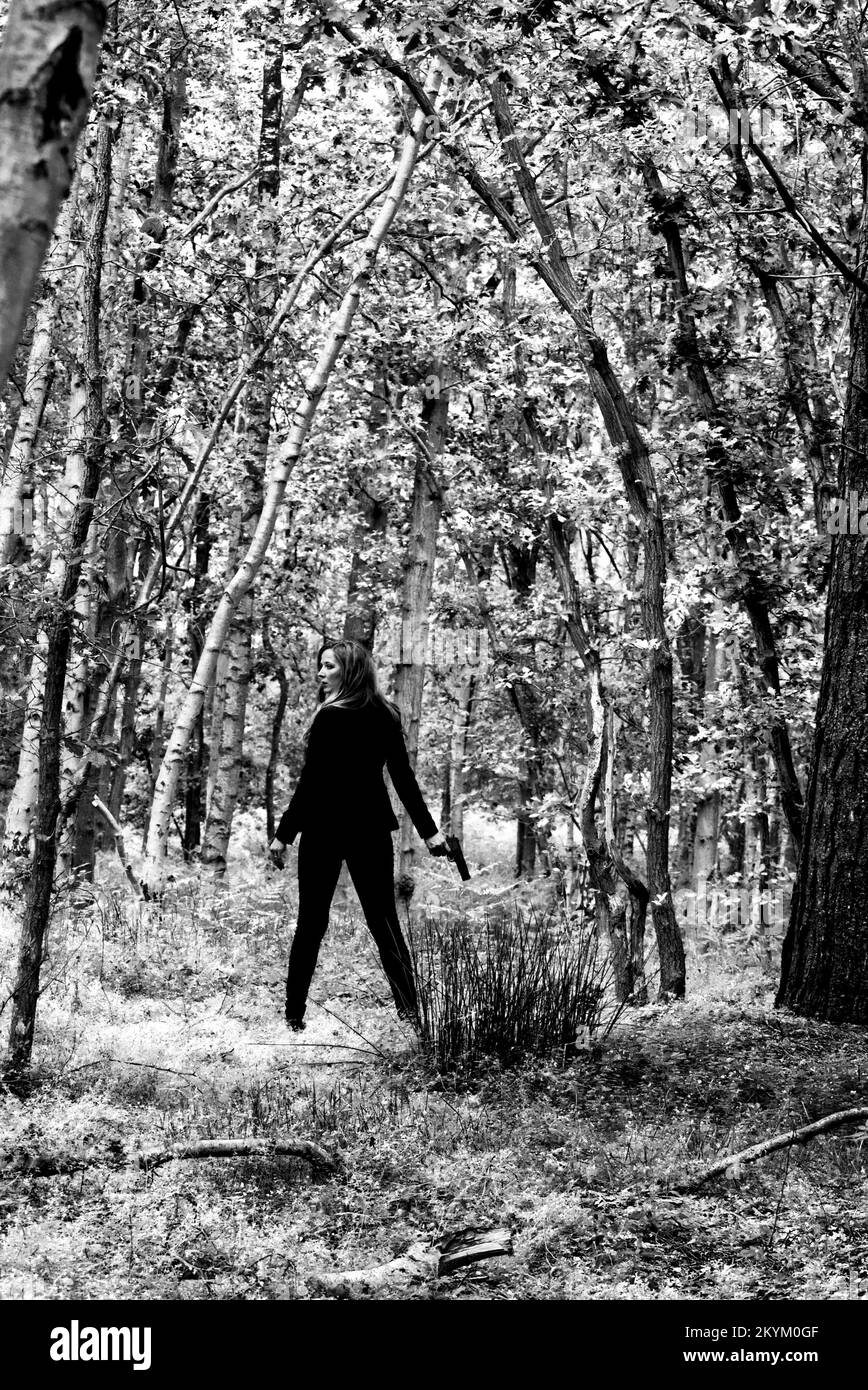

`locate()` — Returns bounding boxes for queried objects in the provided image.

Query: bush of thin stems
[409,904,610,1071]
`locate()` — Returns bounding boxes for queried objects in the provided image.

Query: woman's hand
[269,837,287,869]
[425,831,449,856]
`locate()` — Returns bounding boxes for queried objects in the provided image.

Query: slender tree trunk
[182,493,211,858]
[344,363,390,648]
[0,191,77,566]
[201,11,285,874]
[487,81,684,997]
[447,674,475,841]
[0,0,106,395]
[394,364,448,894]
[692,604,727,892]
[640,154,804,856]
[261,616,290,844]
[5,119,111,1076]
[2,180,93,863]
[201,594,253,873]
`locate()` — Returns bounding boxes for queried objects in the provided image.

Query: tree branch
[676,1105,868,1191]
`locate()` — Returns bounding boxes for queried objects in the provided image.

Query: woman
[269,639,447,1031]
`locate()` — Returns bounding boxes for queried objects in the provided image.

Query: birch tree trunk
[5,118,111,1077]
[141,61,445,895]
[2,181,91,863]
[0,190,77,566]
[201,8,285,873]
[0,0,106,395]
[344,365,390,648]
[182,493,211,858]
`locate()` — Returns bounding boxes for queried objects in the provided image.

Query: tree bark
[0,189,77,566]
[776,197,868,1023]
[692,605,727,892]
[640,153,804,855]
[0,0,106,395]
[5,117,111,1076]
[394,364,448,893]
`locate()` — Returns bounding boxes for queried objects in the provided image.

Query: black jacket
[275,700,439,846]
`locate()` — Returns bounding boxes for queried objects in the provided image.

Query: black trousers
[285,828,417,1022]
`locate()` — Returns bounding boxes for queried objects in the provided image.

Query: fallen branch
[0,1135,335,1177]
[91,796,143,898]
[677,1106,868,1191]
[308,1243,437,1296]
[136,1137,335,1172]
[307,1226,513,1297]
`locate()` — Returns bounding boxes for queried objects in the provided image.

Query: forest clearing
[1,0,867,1312]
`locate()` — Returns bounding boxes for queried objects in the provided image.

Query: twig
[676,1105,868,1190]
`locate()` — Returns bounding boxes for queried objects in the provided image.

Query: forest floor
[0,813,866,1302]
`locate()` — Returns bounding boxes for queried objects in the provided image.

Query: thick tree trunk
[5,118,111,1076]
[776,201,868,1023]
[0,0,106,395]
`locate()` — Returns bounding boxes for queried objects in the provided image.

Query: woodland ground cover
[0,817,865,1303]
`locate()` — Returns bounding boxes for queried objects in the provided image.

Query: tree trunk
[0,190,77,566]
[447,675,475,841]
[182,493,211,859]
[344,364,390,648]
[487,81,684,997]
[640,154,803,856]
[0,0,106,395]
[201,10,285,874]
[394,365,448,894]
[691,604,727,892]
[261,616,290,844]
[776,198,868,1023]
[5,118,111,1077]
[201,593,253,874]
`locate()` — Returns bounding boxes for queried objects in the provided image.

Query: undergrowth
[0,843,866,1301]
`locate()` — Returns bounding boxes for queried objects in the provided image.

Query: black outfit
[276,700,438,1023]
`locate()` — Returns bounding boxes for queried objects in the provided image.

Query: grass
[410,903,613,1072]
[0,820,866,1301]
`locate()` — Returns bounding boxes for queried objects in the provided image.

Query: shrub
[409,903,612,1072]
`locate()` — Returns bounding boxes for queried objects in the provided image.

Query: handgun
[445,834,471,881]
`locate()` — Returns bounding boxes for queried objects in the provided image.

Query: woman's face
[317,648,343,698]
